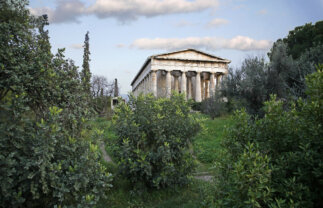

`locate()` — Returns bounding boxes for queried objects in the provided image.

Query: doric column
[174,76,179,92]
[195,72,202,102]
[205,80,209,98]
[201,79,204,100]
[181,72,187,96]
[166,71,171,98]
[216,74,220,89]
[210,72,215,96]
[187,77,192,99]
[151,70,157,97]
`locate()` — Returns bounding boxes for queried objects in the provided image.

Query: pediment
[153,49,229,62]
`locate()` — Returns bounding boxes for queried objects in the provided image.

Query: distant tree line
[201,20,323,117]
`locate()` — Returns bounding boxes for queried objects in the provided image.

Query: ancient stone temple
[131,49,230,102]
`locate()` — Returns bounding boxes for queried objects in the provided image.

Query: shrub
[113,93,201,188]
[214,69,323,207]
[0,1,112,207]
[201,91,226,119]
[190,100,202,111]
[214,143,273,207]
[0,107,112,207]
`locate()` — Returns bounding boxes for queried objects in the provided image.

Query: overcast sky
[29,0,323,93]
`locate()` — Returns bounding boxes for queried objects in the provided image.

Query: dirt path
[100,142,113,163]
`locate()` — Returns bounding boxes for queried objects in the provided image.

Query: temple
[131,49,230,102]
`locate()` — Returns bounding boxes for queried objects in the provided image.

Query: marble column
[205,80,209,98]
[166,71,171,98]
[187,77,192,99]
[181,72,187,96]
[201,79,204,100]
[151,70,157,97]
[210,73,215,96]
[174,76,179,93]
[195,72,202,102]
[216,74,220,89]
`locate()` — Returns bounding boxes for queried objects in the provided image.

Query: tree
[215,68,323,207]
[282,21,323,59]
[113,93,201,188]
[221,57,268,116]
[91,75,114,115]
[91,75,114,97]
[201,91,226,119]
[0,1,112,207]
[81,31,92,96]
[222,23,323,116]
[266,41,298,99]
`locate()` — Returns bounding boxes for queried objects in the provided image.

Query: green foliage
[97,177,211,208]
[0,107,112,207]
[223,21,323,116]
[214,143,273,208]
[0,1,111,207]
[215,70,323,207]
[201,91,226,119]
[91,75,114,116]
[190,100,202,111]
[282,21,323,59]
[113,93,201,189]
[222,57,268,115]
[81,31,92,96]
[193,114,233,164]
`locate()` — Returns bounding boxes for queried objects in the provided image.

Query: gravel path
[100,142,113,163]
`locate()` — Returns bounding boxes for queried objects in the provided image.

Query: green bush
[0,1,112,207]
[214,69,323,207]
[113,93,201,188]
[214,143,273,207]
[0,107,112,207]
[190,100,202,111]
[201,91,226,119]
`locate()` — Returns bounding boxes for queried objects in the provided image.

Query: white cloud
[30,0,219,24]
[70,43,83,49]
[130,36,272,51]
[207,18,229,28]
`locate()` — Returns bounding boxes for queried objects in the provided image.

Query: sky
[29,0,323,94]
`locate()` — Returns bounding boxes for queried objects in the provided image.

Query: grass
[192,113,234,172]
[90,113,233,207]
[97,171,213,208]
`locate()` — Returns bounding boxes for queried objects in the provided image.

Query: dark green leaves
[113,93,201,189]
